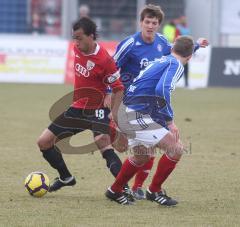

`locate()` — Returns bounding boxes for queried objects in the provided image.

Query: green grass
[0,83,239,227]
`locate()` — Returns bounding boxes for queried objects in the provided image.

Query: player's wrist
[166,120,174,126]
[106,86,112,94]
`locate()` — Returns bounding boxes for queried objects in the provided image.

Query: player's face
[72,28,93,53]
[140,17,160,42]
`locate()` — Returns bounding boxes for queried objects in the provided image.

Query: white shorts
[117,104,169,148]
[128,128,169,148]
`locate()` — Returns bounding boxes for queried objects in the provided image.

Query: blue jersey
[124,54,184,128]
[114,32,172,90]
[114,32,199,91]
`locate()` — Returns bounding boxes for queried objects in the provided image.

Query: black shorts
[48,107,110,139]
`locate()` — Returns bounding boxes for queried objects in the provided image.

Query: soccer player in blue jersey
[110,4,209,200]
[105,35,195,205]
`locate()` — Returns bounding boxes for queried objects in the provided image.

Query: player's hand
[196,38,209,48]
[104,94,112,109]
[108,112,118,124]
[112,131,129,153]
[168,121,179,142]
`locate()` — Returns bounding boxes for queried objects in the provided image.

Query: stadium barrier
[0,36,68,84]
[208,47,240,87]
[1,36,239,87]
[0,36,117,84]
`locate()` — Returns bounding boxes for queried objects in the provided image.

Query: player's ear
[186,54,192,61]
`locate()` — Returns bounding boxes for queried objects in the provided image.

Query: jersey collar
[82,42,100,56]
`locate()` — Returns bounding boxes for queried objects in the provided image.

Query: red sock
[149,154,178,193]
[111,158,140,193]
[132,157,155,191]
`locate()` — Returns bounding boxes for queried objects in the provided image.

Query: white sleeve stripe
[156,33,165,40]
[162,62,172,117]
[162,60,183,118]
[170,62,184,90]
[176,67,184,82]
[113,37,134,61]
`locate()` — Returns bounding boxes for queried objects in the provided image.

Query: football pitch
[0,83,239,227]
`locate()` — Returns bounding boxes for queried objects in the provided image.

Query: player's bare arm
[110,89,123,124]
[103,93,111,109]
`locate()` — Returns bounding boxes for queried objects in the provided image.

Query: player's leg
[94,134,123,178]
[106,108,169,204]
[92,108,124,178]
[105,146,151,204]
[116,113,180,206]
[111,147,151,193]
[37,107,89,192]
[37,128,72,179]
[94,133,135,203]
[37,128,76,191]
[132,156,155,199]
[92,107,135,201]
[146,132,183,206]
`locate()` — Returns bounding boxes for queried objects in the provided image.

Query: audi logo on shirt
[75,63,90,77]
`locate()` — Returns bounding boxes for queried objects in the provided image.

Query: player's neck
[141,34,154,43]
[172,52,186,65]
[82,42,97,55]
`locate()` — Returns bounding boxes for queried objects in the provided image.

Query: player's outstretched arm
[196,38,209,48]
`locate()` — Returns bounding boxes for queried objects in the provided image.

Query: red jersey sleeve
[103,56,124,93]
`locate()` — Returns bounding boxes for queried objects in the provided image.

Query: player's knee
[166,141,183,161]
[132,155,150,166]
[132,146,151,165]
[37,129,56,151]
[94,134,111,150]
[37,135,54,151]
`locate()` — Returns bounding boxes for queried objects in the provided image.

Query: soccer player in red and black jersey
[37,17,127,193]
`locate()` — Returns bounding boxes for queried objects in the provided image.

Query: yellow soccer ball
[24,172,50,197]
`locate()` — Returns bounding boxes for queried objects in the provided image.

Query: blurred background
[0,0,240,87]
[1,0,240,45]
[0,3,240,226]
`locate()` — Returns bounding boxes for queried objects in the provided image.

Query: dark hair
[172,36,194,57]
[140,4,164,25]
[73,17,97,40]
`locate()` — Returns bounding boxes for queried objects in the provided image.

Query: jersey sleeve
[157,34,173,56]
[155,60,184,121]
[103,56,124,93]
[193,42,200,52]
[113,36,134,68]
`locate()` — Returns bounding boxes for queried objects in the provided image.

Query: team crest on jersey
[157,44,162,52]
[86,60,95,71]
